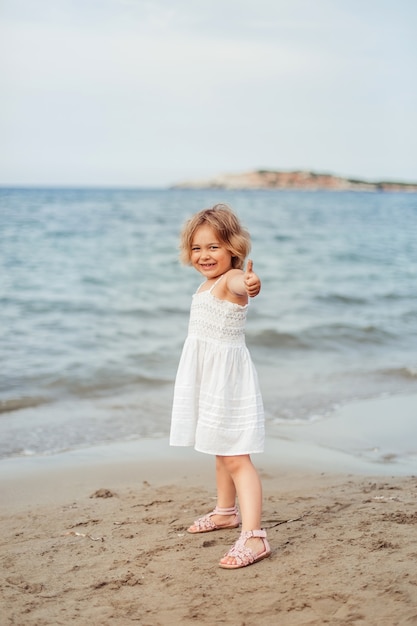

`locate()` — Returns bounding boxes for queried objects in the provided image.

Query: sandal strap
[213,506,238,516]
[241,529,267,539]
[222,529,269,566]
[191,505,239,531]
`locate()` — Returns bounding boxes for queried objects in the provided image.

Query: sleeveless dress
[169,275,264,456]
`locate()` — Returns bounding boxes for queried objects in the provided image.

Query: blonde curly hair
[179,204,251,270]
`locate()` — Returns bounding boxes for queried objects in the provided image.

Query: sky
[1,0,416,187]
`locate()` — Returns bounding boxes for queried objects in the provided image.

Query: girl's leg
[217,455,262,530]
[217,454,265,566]
[215,455,237,509]
[187,456,237,532]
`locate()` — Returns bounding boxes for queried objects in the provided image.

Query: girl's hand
[244,260,261,298]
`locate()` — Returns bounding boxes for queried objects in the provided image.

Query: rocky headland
[173,169,417,192]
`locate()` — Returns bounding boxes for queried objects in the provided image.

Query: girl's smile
[190,224,233,279]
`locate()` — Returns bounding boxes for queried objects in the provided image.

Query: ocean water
[1,188,416,461]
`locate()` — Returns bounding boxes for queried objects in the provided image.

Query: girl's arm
[227,260,261,299]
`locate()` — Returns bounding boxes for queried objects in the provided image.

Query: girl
[170,203,270,570]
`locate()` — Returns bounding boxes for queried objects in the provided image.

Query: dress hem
[169,442,264,456]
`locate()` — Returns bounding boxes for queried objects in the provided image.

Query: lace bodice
[188,290,248,345]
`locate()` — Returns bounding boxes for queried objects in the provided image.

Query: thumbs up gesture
[244,259,261,298]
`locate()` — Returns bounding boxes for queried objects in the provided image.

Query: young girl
[170,203,270,569]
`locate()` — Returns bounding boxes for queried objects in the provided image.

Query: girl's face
[190,224,233,279]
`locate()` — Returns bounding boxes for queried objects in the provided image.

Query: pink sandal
[187,505,241,534]
[219,529,271,569]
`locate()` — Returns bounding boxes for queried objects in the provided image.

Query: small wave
[20,448,38,456]
[44,373,171,397]
[379,366,417,380]
[316,293,368,305]
[381,292,417,301]
[0,396,50,414]
[248,329,308,349]
[305,323,394,345]
[249,324,394,351]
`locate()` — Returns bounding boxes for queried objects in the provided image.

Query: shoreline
[2,392,416,510]
[1,428,416,515]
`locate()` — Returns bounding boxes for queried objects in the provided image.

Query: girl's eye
[210,245,219,250]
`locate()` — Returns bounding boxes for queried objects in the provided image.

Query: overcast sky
[1,0,416,187]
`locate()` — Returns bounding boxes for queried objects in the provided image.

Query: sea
[1,187,416,465]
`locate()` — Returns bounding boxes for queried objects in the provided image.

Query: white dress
[170,276,264,455]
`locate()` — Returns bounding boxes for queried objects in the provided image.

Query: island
[172,170,417,192]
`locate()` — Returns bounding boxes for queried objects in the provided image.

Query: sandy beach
[1,415,417,626]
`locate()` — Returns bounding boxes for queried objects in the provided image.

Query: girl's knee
[218,454,251,473]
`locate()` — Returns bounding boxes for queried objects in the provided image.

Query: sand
[1,437,417,626]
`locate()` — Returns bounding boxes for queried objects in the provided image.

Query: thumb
[245,259,253,275]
